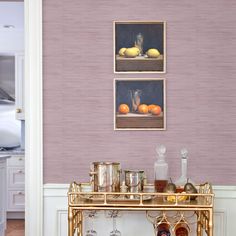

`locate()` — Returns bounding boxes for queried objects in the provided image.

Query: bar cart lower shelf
[68,182,214,236]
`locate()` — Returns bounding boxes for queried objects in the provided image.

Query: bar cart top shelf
[68,182,213,209]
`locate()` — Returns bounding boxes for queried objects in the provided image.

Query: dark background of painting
[115,23,164,54]
[116,80,164,112]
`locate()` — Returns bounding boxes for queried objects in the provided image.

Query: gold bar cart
[68,182,213,236]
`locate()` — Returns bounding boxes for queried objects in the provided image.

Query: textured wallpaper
[43,0,236,184]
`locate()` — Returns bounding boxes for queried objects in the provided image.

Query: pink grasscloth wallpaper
[43,0,236,184]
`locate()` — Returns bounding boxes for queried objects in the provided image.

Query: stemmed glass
[85,210,97,236]
[109,210,121,236]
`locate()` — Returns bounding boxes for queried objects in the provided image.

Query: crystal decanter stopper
[175,148,194,187]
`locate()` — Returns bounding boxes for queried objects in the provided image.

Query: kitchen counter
[0,149,25,156]
[0,154,10,160]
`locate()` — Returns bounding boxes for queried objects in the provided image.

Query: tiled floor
[6,220,25,236]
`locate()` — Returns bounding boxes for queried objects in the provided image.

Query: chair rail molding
[24,0,43,235]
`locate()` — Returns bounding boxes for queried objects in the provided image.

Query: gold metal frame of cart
[68,182,214,236]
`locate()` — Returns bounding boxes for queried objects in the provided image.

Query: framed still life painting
[114,78,166,130]
[113,21,166,73]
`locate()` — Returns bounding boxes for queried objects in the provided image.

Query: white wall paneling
[43,184,68,236]
[43,184,236,236]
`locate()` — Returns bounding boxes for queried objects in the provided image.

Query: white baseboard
[43,184,236,236]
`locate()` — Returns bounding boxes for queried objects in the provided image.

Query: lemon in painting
[131,47,140,55]
[146,48,160,58]
[124,48,139,58]
[118,48,127,56]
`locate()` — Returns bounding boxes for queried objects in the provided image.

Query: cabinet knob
[16,108,22,113]
[17,191,24,195]
[18,170,24,174]
[18,157,23,161]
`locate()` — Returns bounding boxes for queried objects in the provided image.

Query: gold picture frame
[113,21,166,73]
[114,78,166,130]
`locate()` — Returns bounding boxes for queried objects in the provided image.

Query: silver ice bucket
[90,162,121,192]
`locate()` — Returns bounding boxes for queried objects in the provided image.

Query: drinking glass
[85,210,97,236]
[109,210,121,236]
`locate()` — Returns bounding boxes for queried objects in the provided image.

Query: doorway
[0,0,43,235]
[0,2,25,235]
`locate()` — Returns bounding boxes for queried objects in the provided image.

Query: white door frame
[24,0,43,235]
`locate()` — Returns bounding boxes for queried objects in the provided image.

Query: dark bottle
[157,223,171,236]
[175,227,188,236]
[174,222,189,236]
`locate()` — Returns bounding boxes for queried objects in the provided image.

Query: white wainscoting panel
[44,184,236,236]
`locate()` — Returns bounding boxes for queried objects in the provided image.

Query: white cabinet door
[15,53,25,120]
[7,155,24,167]
[7,190,25,211]
[8,167,25,188]
[6,155,25,213]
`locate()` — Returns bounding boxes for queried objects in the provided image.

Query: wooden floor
[6,220,25,236]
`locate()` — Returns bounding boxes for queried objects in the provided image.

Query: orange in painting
[151,105,162,115]
[118,104,130,114]
[148,104,156,113]
[138,104,149,114]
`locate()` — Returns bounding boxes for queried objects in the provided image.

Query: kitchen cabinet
[6,155,25,218]
[15,53,25,120]
[0,155,10,236]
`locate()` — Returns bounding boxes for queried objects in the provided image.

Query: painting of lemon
[118,48,127,56]
[131,47,140,55]
[146,48,160,58]
[124,47,140,58]
[115,22,165,72]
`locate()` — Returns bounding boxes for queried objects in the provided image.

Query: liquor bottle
[157,223,171,236]
[175,225,189,236]
[175,148,194,190]
[154,145,168,192]
[174,220,190,236]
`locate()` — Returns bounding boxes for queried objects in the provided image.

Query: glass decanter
[175,148,194,188]
[154,145,168,192]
